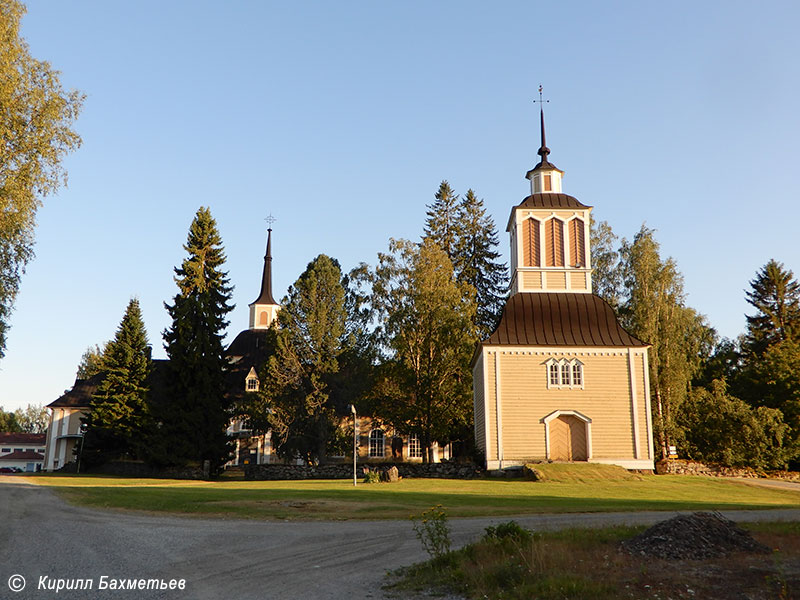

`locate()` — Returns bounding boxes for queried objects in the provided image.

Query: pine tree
[154,207,234,473]
[456,189,507,337]
[423,181,460,260]
[259,254,349,464]
[743,259,800,358]
[82,298,151,465]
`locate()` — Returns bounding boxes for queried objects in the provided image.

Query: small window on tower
[246,377,259,392]
[259,311,269,326]
[549,363,560,386]
[544,174,552,191]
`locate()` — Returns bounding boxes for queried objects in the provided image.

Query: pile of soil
[620,511,771,560]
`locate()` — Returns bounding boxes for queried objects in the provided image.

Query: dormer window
[245,367,260,392]
[545,358,584,389]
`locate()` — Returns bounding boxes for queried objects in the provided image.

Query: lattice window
[408,434,422,459]
[545,359,584,390]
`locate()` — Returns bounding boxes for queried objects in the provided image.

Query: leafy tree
[154,207,234,474]
[0,407,22,432]
[619,226,713,459]
[0,0,83,358]
[81,298,151,465]
[371,238,476,461]
[76,344,106,379]
[257,255,349,464]
[456,189,507,338]
[13,403,48,433]
[678,379,792,470]
[590,217,622,310]
[742,259,800,358]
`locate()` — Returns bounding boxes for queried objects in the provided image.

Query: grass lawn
[23,465,800,521]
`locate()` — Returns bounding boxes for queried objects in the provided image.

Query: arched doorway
[542,411,591,461]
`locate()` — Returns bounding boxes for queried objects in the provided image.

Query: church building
[472,105,655,471]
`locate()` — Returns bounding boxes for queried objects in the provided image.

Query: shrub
[411,505,451,559]
[484,520,532,543]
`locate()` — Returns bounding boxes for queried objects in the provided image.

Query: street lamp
[349,404,357,487]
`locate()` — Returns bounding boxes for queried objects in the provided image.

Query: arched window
[545,358,584,389]
[369,429,385,458]
[259,311,269,326]
[569,218,585,267]
[545,218,564,267]
[522,218,540,267]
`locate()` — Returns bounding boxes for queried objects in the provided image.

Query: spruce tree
[155,207,234,473]
[743,259,800,358]
[423,181,460,260]
[259,254,349,464]
[456,189,507,337]
[82,298,151,465]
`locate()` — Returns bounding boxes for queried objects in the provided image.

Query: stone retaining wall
[244,461,484,480]
[656,459,800,481]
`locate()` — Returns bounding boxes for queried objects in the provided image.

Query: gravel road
[2,476,799,600]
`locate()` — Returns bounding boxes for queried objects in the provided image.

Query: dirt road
[1,477,798,599]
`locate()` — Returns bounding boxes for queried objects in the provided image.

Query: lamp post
[349,404,357,487]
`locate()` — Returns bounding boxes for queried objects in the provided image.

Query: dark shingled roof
[516,193,591,210]
[225,328,276,402]
[0,433,46,445]
[484,293,647,348]
[0,450,44,461]
[47,373,104,409]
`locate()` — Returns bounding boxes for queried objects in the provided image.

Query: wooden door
[549,415,587,461]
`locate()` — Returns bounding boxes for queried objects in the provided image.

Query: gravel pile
[620,512,771,560]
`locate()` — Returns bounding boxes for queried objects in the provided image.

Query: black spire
[530,85,558,172]
[251,227,277,306]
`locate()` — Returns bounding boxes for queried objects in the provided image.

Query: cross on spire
[533,84,551,164]
[264,214,277,231]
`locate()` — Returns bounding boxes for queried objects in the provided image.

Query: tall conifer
[155,207,234,473]
[743,259,800,357]
[82,298,151,464]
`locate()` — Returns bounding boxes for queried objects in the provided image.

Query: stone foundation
[244,461,485,480]
[655,459,800,481]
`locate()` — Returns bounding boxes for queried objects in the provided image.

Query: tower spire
[248,215,280,329]
[526,86,564,193]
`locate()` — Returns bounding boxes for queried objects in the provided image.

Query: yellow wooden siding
[486,352,498,461]
[635,352,651,459]
[522,271,543,289]
[497,352,638,461]
[473,355,486,453]
[545,271,567,288]
[569,271,587,290]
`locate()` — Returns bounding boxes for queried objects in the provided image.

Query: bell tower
[248,220,280,330]
[507,89,593,296]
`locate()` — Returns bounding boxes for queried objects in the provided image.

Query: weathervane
[533,84,549,108]
[264,214,277,231]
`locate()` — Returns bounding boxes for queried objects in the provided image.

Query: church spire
[252,226,277,306]
[526,85,564,194]
[248,217,280,330]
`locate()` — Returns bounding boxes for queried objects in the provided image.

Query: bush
[484,520,532,543]
[678,379,793,470]
[363,470,381,484]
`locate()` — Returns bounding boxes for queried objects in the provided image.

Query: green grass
[25,471,800,520]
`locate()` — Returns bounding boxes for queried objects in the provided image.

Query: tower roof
[250,228,277,306]
[482,293,647,348]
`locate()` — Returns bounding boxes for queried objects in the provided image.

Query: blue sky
[2,1,800,412]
